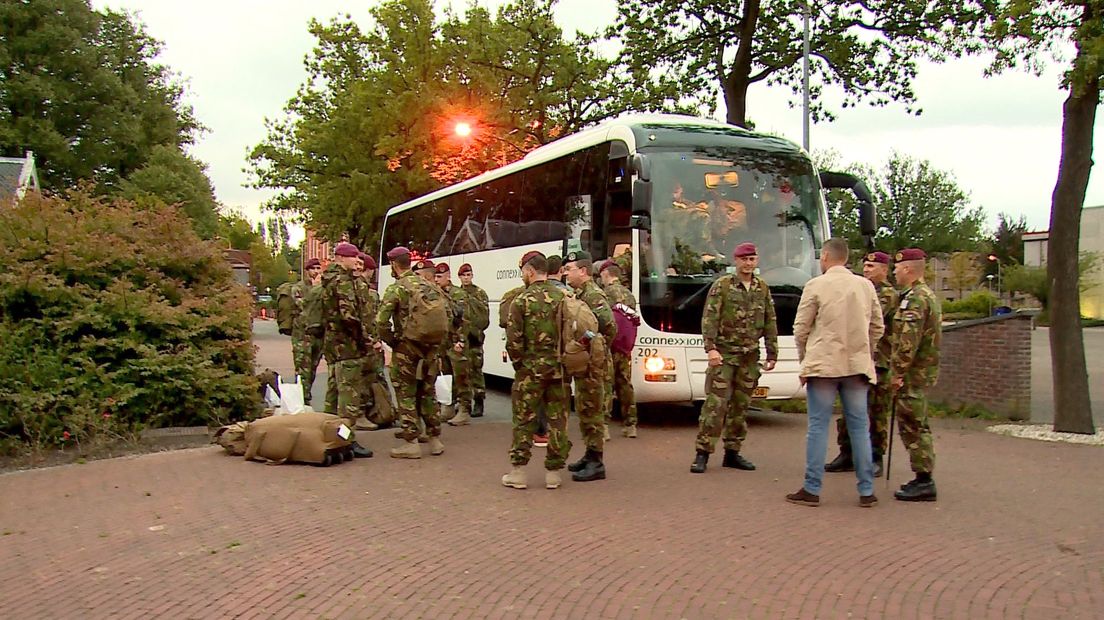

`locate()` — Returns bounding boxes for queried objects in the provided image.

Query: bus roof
[384,113,805,217]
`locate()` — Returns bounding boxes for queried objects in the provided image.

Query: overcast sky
[93,0,1103,245]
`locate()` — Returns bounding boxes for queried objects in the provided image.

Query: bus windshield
[638,148,825,336]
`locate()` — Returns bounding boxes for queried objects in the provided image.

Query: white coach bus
[377,114,875,404]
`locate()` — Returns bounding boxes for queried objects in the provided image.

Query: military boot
[572,452,606,482]
[448,405,472,426]
[567,450,594,473]
[690,451,709,474]
[502,467,527,489]
[825,451,855,472]
[622,424,637,438]
[603,425,611,442]
[545,470,562,489]
[390,440,421,459]
[350,442,374,458]
[894,478,937,502]
[872,454,884,478]
[471,395,485,418]
[355,416,378,431]
[440,404,456,422]
[428,436,445,456]
[722,449,756,470]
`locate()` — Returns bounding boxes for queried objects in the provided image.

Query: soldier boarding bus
[377,114,876,405]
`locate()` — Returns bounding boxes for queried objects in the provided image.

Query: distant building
[1020,205,1104,319]
[0,151,40,203]
[223,249,252,289]
[302,228,335,267]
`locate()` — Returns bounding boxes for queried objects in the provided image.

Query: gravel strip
[987,423,1104,446]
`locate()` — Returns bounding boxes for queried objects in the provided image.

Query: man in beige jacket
[785,238,884,508]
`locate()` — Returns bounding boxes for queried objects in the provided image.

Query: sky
[92,0,1104,246]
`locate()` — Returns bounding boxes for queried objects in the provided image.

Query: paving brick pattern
[2,410,1102,619]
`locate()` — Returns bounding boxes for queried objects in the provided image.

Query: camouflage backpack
[275,282,296,334]
[498,285,525,329]
[558,295,603,377]
[404,279,450,346]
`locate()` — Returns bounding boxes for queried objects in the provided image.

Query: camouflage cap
[458,263,473,275]
[732,242,757,258]
[864,251,891,265]
[896,248,926,261]
[563,250,592,265]
[304,258,321,269]
[334,242,359,257]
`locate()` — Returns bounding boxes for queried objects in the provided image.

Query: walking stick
[885,393,897,488]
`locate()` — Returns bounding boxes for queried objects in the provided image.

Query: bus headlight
[643,356,675,373]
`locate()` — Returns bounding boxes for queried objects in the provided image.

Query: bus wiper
[676,281,713,312]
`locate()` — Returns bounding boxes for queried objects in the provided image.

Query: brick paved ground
[2,323,1101,619]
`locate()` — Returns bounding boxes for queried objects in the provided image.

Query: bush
[0,191,257,451]
[942,290,997,317]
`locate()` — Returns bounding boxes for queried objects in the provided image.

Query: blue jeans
[805,376,874,497]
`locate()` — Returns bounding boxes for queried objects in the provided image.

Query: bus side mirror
[631,179,652,230]
[819,171,877,247]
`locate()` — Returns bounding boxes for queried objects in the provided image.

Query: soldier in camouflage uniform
[276,258,324,407]
[302,274,336,413]
[889,248,941,502]
[599,259,640,438]
[826,251,899,477]
[562,250,617,483]
[501,251,571,490]
[691,242,778,474]
[458,263,489,417]
[376,249,455,459]
[318,242,374,459]
[353,253,388,430]
[435,263,475,426]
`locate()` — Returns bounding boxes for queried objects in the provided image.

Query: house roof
[0,152,39,202]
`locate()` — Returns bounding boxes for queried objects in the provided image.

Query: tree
[0,1,198,190]
[826,152,987,254]
[1004,252,1102,312]
[947,252,983,299]
[217,211,262,251]
[118,145,220,239]
[984,0,1101,434]
[249,0,652,250]
[608,0,983,127]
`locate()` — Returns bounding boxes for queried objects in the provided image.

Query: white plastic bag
[277,375,307,414]
[264,384,281,409]
[435,374,453,405]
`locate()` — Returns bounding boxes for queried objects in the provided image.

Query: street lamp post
[987,254,1002,302]
[986,274,995,315]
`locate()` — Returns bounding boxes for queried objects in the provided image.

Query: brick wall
[929,313,1032,420]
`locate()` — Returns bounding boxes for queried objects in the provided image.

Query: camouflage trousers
[443,348,471,410]
[291,334,323,406]
[602,355,614,423]
[467,340,485,399]
[836,367,892,457]
[332,357,367,440]
[324,354,338,414]
[574,365,608,452]
[510,367,570,469]
[392,343,441,442]
[359,351,389,423]
[896,385,935,474]
[611,351,637,426]
[695,352,761,454]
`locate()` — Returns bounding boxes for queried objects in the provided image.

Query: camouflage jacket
[277,279,317,338]
[603,280,637,311]
[574,279,617,344]
[506,279,567,377]
[890,280,941,388]
[702,274,779,361]
[613,252,632,287]
[376,271,456,350]
[499,284,527,329]
[441,282,470,352]
[872,279,899,368]
[320,263,371,361]
[462,283,490,337]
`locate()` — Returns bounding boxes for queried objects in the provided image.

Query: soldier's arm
[594,296,617,342]
[362,290,380,343]
[375,285,401,348]
[763,285,779,361]
[701,280,723,352]
[505,293,525,365]
[891,296,926,379]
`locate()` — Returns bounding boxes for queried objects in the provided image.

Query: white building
[1022,205,1104,319]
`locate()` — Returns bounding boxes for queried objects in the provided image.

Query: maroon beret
[415,258,436,271]
[895,248,927,261]
[598,259,617,273]
[386,246,411,259]
[362,254,377,270]
[334,242,359,258]
[732,242,758,258]
[864,251,891,265]
[519,250,544,268]
[304,258,321,269]
[458,263,473,275]
[434,262,450,274]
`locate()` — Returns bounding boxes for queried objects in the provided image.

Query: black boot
[572,452,606,482]
[825,452,854,472]
[690,451,709,474]
[350,442,374,459]
[722,449,756,470]
[872,455,884,478]
[894,478,937,502]
[568,449,594,473]
[472,395,485,418]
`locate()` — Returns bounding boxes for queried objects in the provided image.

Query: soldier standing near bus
[435,263,475,426]
[888,248,941,502]
[562,250,617,483]
[354,253,390,431]
[825,251,898,477]
[502,251,571,490]
[691,242,778,474]
[277,258,324,408]
[458,263,489,418]
[318,242,374,459]
[599,260,640,438]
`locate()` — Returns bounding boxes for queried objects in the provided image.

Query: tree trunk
[1048,76,1098,435]
[722,0,760,128]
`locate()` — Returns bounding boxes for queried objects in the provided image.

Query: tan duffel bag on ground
[241,412,355,466]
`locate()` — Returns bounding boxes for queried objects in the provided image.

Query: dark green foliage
[0,191,256,450]
[941,291,997,318]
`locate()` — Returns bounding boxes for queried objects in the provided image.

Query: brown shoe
[785,488,820,507]
[860,495,878,508]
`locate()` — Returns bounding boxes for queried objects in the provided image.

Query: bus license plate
[752,386,769,398]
